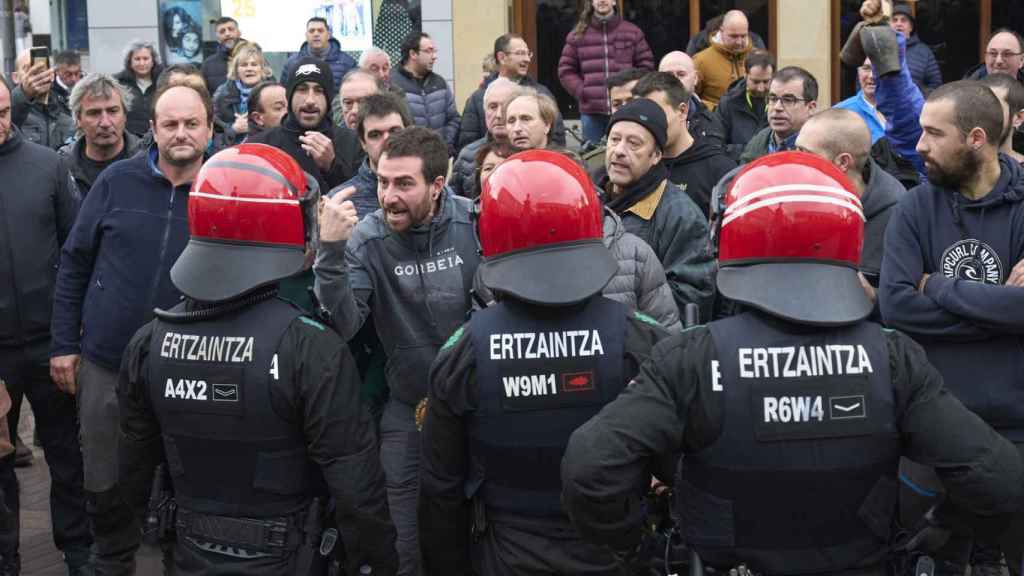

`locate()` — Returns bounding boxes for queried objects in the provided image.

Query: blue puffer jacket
[329,158,379,219]
[874,32,925,177]
[390,67,461,154]
[904,35,942,94]
[282,38,357,89]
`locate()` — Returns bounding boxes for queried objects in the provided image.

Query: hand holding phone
[29,46,50,70]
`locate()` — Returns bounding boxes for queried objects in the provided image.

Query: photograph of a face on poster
[160,0,204,64]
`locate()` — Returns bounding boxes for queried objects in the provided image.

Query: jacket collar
[625,180,668,221]
[603,163,670,217]
[0,125,23,156]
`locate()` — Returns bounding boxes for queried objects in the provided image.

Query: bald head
[719,10,750,53]
[722,10,749,27]
[795,109,872,188]
[659,51,698,93]
[985,30,1024,77]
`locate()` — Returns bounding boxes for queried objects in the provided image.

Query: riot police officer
[560,151,1024,576]
[418,149,669,576]
[117,144,397,575]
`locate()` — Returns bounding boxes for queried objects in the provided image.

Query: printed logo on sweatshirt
[941,239,1003,284]
[393,248,466,277]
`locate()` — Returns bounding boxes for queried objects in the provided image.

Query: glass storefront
[535,0,771,118]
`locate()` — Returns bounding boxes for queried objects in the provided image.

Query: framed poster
[220,0,373,53]
[315,0,374,52]
[160,0,205,64]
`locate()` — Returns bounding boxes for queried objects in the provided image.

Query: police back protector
[468,296,627,517]
[148,297,310,518]
[681,312,901,574]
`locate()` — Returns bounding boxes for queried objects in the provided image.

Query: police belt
[175,507,304,555]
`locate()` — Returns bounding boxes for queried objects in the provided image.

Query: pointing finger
[330,186,357,203]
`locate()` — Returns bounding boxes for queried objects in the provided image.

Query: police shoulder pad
[441,325,466,351]
[298,316,327,331]
[633,311,661,327]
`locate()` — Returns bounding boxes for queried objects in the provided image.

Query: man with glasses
[390,31,461,156]
[457,33,565,152]
[740,66,817,163]
[967,29,1024,82]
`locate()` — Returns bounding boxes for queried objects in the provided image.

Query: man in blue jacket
[880,80,1024,576]
[329,91,411,217]
[49,82,212,575]
[281,17,358,90]
[890,3,941,94]
[390,32,460,156]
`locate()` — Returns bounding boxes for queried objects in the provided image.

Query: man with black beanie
[598,98,715,320]
[248,56,362,190]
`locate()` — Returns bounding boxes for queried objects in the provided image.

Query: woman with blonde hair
[212,41,274,145]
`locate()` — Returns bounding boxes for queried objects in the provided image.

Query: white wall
[85,0,160,73]
[29,0,50,35]
[421,0,453,87]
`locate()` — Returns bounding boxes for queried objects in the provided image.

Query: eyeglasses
[986,50,1023,60]
[766,94,808,107]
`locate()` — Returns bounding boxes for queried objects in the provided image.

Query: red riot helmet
[710,151,870,326]
[477,149,617,306]
[170,143,321,302]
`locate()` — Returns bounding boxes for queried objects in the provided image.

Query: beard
[924,145,982,190]
[160,142,204,167]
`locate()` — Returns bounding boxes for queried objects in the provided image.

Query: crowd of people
[2,0,1024,574]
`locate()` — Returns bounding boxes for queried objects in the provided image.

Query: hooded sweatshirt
[859,158,905,283]
[879,154,1024,438]
[314,188,481,405]
[246,111,362,193]
[663,137,737,218]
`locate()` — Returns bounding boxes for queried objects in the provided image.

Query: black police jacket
[561,311,1024,572]
[117,291,397,574]
[682,311,901,573]
[419,298,669,576]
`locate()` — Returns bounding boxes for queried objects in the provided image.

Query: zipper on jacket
[602,21,611,115]
[149,181,179,312]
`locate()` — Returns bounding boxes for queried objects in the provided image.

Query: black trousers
[472,516,621,576]
[0,340,92,564]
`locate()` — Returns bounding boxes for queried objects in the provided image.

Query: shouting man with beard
[249,56,362,191]
[315,126,481,576]
[880,80,1024,576]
